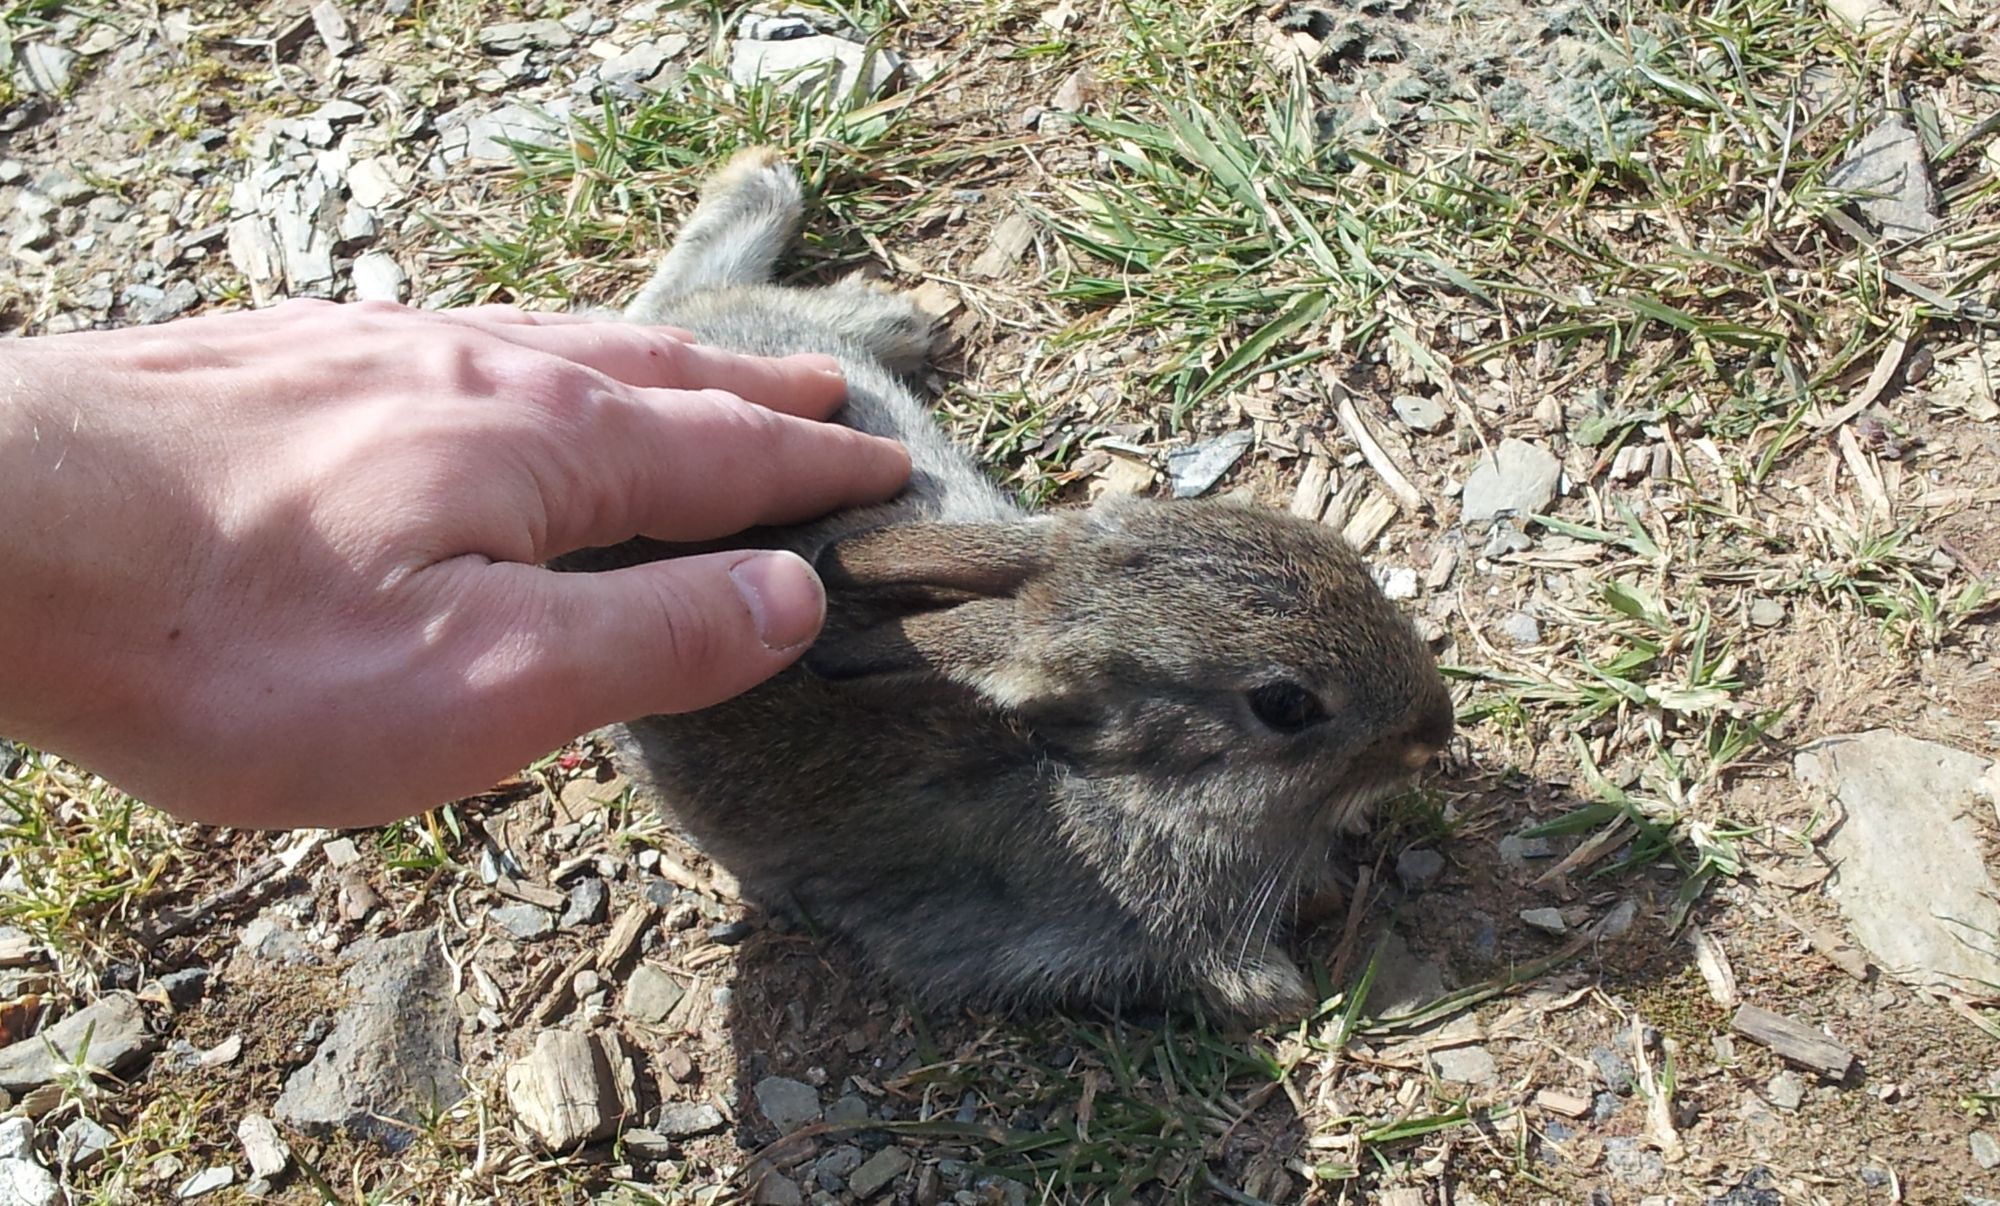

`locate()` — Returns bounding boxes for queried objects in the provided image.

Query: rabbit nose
[1398,693,1455,768]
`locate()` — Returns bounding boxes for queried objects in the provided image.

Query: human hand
[0,300,910,829]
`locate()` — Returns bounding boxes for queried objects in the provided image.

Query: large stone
[0,993,154,1093]
[274,931,463,1150]
[729,35,900,99]
[1459,438,1560,527]
[0,1156,58,1206]
[1826,113,1939,242]
[1795,730,2000,989]
[12,44,77,96]
[754,1075,821,1133]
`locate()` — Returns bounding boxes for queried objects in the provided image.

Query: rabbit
[562,148,1455,1022]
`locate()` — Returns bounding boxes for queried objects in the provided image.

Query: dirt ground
[3,0,2000,1203]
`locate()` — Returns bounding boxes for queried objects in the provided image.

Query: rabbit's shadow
[680,764,1707,1199]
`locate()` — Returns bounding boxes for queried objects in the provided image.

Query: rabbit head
[806,493,1455,859]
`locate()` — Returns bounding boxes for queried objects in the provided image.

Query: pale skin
[0,299,912,830]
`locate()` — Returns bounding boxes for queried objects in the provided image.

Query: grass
[6,0,2000,1199]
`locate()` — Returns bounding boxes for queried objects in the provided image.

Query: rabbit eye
[1246,681,1328,733]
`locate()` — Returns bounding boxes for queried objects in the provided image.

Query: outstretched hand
[0,300,910,829]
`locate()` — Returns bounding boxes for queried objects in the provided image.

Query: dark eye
[1246,681,1328,733]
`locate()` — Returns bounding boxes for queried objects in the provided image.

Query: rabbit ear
[802,522,1049,688]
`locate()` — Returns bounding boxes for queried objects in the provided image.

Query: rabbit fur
[567,148,1454,1022]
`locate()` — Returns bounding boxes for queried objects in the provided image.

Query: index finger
[488,319,851,420]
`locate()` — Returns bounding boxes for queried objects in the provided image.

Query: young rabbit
[571,149,1454,1022]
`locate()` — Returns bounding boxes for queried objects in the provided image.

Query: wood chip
[968,212,1036,278]
[1535,1089,1593,1118]
[1340,492,1398,552]
[1687,926,1741,1006]
[1836,426,1891,518]
[1730,1004,1855,1079]
[1289,455,1332,520]
[0,930,40,968]
[505,1028,638,1150]
[1334,394,1424,513]
[530,949,598,1027]
[494,875,566,910]
[597,902,657,975]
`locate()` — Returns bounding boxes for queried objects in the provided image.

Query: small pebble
[1748,598,1785,628]
[1395,848,1445,890]
[1499,611,1541,646]
[1520,907,1567,935]
[489,904,554,941]
[1766,1070,1805,1110]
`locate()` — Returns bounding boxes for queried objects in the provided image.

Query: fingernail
[786,352,846,380]
[729,552,825,651]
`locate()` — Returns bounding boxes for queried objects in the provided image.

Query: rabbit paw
[1199,957,1315,1024]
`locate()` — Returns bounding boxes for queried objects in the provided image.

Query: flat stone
[1396,848,1445,890]
[0,1157,58,1206]
[622,964,686,1025]
[739,13,816,39]
[1973,1130,2000,1170]
[177,1166,234,1198]
[1499,611,1541,646]
[479,19,574,53]
[1166,430,1255,498]
[650,1101,725,1138]
[0,1118,32,1159]
[848,1146,912,1198]
[729,35,901,99]
[826,1093,869,1124]
[1392,394,1448,432]
[159,968,212,1007]
[0,993,154,1093]
[56,1117,114,1169]
[1429,1045,1498,1085]
[1603,1136,1664,1186]
[237,1114,289,1179]
[491,904,554,941]
[1748,598,1785,628]
[504,1028,637,1149]
[1827,113,1939,241]
[1460,438,1560,527]
[349,251,406,303]
[121,279,200,325]
[754,1075,821,1133]
[273,931,463,1150]
[561,877,608,927]
[1367,930,1444,1016]
[1795,730,2000,989]
[1590,1046,1634,1094]
[12,43,77,96]
[238,915,314,965]
[1767,1070,1805,1110]
[1520,907,1568,936]
[460,103,568,162]
[345,157,401,209]
[752,1169,805,1206]
[600,40,669,87]
[1498,831,1555,862]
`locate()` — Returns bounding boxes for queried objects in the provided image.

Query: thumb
[540,549,826,721]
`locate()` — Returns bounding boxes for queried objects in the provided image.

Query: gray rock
[0,1118,31,1159]
[1392,394,1448,432]
[274,931,463,1149]
[349,251,406,303]
[561,877,608,927]
[740,13,816,39]
[177,1166,234,1198]
[1499,611,1541,645]
[1429,1045,1498,1085]
[0,1156,58,1206]
[1827,113,1939,241]
[238,1114,289,1179]
[159,968,212,1007]
[1602,1136,1664,1185]
[755,1075,821,1133]
[1165,430,1254,498]
[815,1144,864,1190]
[1590,1046,1634,1094]
[1460,438,1560,527]
[650,1101,725,1138]
[121,279,201,325]
[622,964,686,1024]
[1378,566,1419,600]
[0,993,154,1093]
[12,43,77,96]
[559,7,599,34]
[491,903,554,941]
[1520,907,1567,936]
[0,160,23,185]
[56,1117,113,1169]
[752,1169,805,1206]
[600,40,670,89]
[1972,1131,2000,1170]
[1367,930,1444,1016]
[826,1093,869,1125]
[479,19,574,53]
[240,915,314,965]
[848,1146,912,1198]
[35,167,94,207]
[458,103,568,162]
[1748,598,1785,628]
[1498,831,1555,862]
[336,204,378,246]
[1766,1070,1805,1110]
[1795,730,2000,989]
[1395,848,1445,890]
[1481,517,1533,559]
[729,35,901,99]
